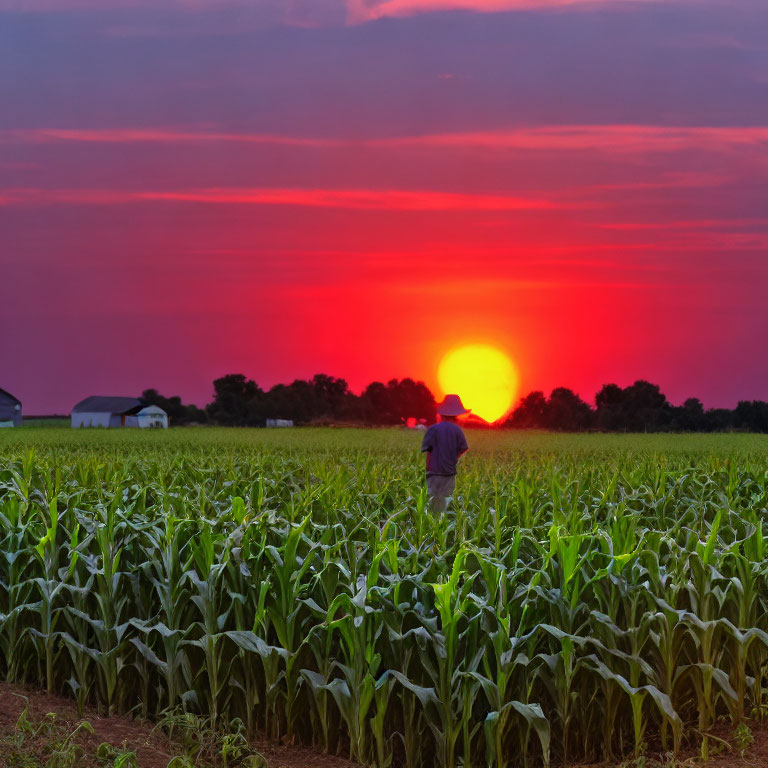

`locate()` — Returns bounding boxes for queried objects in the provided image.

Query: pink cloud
[372,124,768,153]
[0,128,340,148]
[591,171,733,190]
[8,124,768,156]
[601,218,768,231]
[0,186,568,211]
[346,0,670,23]
[0,0,677,15]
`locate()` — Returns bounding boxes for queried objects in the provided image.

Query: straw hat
[437,394,471,416]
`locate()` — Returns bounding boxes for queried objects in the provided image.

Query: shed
[266,418,294,428]
[0,388,22,427]
[126,405,169,429]
[71,396,143,428]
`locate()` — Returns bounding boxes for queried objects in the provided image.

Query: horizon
[2,0,767,414]
[15,371,765,418]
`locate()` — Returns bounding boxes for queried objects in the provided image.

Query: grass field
[1,427,767,767]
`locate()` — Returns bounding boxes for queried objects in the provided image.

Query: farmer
[421,394,469,512]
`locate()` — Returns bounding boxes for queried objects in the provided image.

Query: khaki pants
[426,474,455,512]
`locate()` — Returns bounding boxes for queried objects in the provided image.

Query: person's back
[421,421,468,477]
[421,395,470,511]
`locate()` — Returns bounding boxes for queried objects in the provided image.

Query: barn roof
[72,396,142,414]
[0,387,21,405]
[138,405,167,415]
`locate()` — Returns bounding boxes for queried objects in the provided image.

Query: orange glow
[437,344,519,423]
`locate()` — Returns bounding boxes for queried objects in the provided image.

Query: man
[421,394,469,511]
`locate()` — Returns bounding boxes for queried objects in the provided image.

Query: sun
[438,344,519,423]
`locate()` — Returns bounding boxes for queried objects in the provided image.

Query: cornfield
[1,428,768,767]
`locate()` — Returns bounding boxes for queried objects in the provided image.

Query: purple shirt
[421,421,468,476]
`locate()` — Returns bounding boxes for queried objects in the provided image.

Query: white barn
[125,405,169,429]
[71,396,168,428]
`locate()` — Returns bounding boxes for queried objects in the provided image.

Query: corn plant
[0,429,767,767]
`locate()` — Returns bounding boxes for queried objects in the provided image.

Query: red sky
[1,0,767,413]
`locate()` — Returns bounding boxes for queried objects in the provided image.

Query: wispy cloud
[371,125,768,153]
[7,124,768,155]
[600,217,768,231]
[671,32,754,51]
[346,0,673,23]
[0,0,679,19]
[590,171,733,191]
[0,128,341,148]
[0,186,569,211]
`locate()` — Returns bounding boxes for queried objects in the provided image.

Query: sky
[1,0,767,414]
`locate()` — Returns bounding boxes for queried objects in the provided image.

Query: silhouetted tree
[622,380,669,431]
[544,388,593,431]
[309,374,357,421]
[508,391,547,428]
[360,378,435,424]
[207,374,262,426]
[141,389,206,425]
[734,400,768,432]
[261,376,357,423]
[703,407,736,432]
[508,389,592,431]
[262,382,304,422]
[595,380,670,431]
[204,372,435,426]
[361,381,391,424]
[671,397,706,431]
[595,383,626,431]
[201,372,767,432]
[388,378,436,423]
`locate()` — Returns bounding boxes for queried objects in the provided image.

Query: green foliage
[734,721,754,754]
[1,708,95,768]
[152,709,267,767]
[95,743,140,768]
[1,427,768,768]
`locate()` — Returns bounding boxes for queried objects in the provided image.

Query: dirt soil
[3,682,768,768]
[571,718,768,768]
[0,681,359,768]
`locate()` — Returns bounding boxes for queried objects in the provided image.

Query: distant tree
[544,388,593,431]
[263,380,316,423]
[387,378,436,423]
[595,383,626,431]
[202,372,768,433]
[310,374,356,421]
[360,378,436,424]
[671,397,706,431]
[508,389,592,431]
[207,374,262,426]
[361,381,391,424]
[508,391,547,428]
[703,407,736,432]
[734,400,768,433]
[205,372,433,426]
[684,397,705,415]
[141,389,206,425]
[622,380,670,431]
[595,380,670,431]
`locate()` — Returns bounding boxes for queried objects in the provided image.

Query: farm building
[266,418,294,427]
[0,388,22,427]
[71,397,168,428]
[125,405,169,429]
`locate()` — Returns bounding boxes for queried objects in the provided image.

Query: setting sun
[437,344,519,423]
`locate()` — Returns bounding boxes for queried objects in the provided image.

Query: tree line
[141,373,436,427]
[507,380,768,433]
[141,375,768,432]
